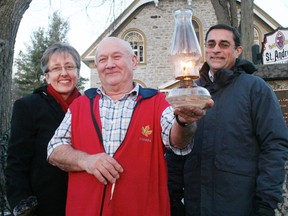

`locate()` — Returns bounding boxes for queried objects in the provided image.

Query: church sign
[274,89,288,125]
[261,27,288,64]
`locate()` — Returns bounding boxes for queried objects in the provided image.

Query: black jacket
[6,86,73,216]
[184,59,288,216]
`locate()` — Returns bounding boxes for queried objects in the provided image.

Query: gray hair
[41,42,81,74]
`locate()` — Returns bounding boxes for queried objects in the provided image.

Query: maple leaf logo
[142,125,152,137]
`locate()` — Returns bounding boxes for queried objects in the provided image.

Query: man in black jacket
[168,24,288,216]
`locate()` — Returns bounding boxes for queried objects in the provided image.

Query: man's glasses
[205,41,237,49]
[48,65,77,73]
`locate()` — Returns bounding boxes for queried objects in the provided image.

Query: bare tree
[240,0,254,61]
[210,0,238,27]
[0,0,122,138]
[0,1,32,213]
[0,0,32,136]
[210,0,254,61]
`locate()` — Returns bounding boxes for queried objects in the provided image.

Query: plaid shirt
[47,84,191,157]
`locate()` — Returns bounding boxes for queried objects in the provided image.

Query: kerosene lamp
[166,8,211,108]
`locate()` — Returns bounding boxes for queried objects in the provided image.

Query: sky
[14,0,134,87]
[14,0,288,88]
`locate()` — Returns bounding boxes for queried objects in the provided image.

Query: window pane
[124,31,145,63]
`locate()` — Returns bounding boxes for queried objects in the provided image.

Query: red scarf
[47,84,80,112]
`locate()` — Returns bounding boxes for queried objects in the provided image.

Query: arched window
[254,27,261,45]
[252,26,262,64]
[192,19,200,43]
[123,31,145,64]
[192,18,204,61]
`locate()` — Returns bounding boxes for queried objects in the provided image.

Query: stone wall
[115,0,218,89]
[89,0,277,90]
[276,162,288,215]
[255,64,288,89]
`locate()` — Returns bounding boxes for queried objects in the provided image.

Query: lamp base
[166,86,211,109]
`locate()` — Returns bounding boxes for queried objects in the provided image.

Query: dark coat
[165,149,186,216]
[184,59,288,216]
[6,86,71,216]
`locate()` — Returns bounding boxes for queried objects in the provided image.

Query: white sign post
[261,27,288,64]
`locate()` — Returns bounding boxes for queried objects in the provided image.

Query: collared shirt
[208,70,214,82]
[47,84,191,157]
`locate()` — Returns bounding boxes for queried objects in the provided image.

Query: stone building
[81,0,283,91]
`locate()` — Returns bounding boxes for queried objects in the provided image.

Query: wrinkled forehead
[95,38,133,58]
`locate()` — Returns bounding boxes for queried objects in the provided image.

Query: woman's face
[45,52,79,100]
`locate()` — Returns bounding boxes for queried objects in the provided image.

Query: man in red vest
[47,37,213,216]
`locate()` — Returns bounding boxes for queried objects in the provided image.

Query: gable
[82,0,281,91]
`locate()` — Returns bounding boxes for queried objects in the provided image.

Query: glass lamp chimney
[169,8,201,88]
[166,8,211,109]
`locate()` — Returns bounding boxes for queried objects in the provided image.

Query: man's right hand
[81,152,124,185]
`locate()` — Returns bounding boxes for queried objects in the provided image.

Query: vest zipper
[99,184,107,216]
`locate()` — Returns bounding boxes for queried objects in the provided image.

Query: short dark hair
[41,42,81,74]
[205,24,241,46]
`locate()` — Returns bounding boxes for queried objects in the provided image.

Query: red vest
[67,88,171,216]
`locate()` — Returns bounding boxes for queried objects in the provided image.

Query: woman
[6,42,81,216]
